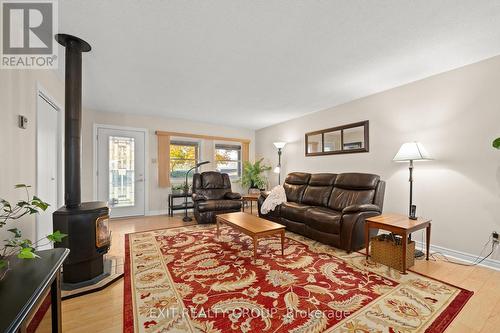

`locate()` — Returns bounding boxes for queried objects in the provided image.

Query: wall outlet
[492,231,499,243]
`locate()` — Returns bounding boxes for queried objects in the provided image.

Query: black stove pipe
[55,34,91,208]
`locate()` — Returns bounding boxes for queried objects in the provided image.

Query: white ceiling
[58,0,500,130]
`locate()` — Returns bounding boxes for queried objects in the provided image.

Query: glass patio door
[96,127,146,218]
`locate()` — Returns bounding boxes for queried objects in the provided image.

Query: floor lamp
[273,142,286,185]
[393,141,431,257]
[183,161,210,222]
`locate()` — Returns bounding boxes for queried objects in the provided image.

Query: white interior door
[96,127,146,218]
[36,93,60,250]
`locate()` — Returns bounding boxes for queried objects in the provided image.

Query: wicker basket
[370,234,415,271]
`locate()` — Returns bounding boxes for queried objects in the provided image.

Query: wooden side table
[241,193,260,214]
[365,213,431,274]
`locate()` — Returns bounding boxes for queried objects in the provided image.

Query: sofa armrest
[342,204,381,214]
[224,192,242,200]
[260,191,270,199]
[340,211,381,252]
[192,193,208,202]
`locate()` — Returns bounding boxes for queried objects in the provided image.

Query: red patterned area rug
[124,225,472,333]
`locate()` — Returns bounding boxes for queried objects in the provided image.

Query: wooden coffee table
[216,212,286,258]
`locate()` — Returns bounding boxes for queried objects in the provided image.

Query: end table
[241,193,260,214]
[365,213,431,274]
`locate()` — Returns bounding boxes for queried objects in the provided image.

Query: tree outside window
[215,144,241,178]
[170,141,199,180]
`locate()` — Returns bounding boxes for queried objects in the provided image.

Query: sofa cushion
[328,188,375,211]
[201,172,232,189]
[308,173,337,186]
[196,200,242,212]
[285,172,311,185]
[280,202,311,222]
[305,207,342,234]
[195,189,228,200]
[334,173,380,190]
[193,172,233,200]
[283,218,307,235]
[302,185,334,207]
[305,227,341,247]
[326,173,379,211]
[283,172,310,203]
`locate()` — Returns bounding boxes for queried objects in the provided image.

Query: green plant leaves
[7,228,22,238]
[47,230,67,243]
[493,137,500,149]
[17,247,39,259]
[0,259,7,269]
[1,184,55,262]
[31,196,49,211]
[241,158,271,189]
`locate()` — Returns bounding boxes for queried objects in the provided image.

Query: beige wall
[256,55,500,259]
[0,69,63,241]
[81,110,255,214]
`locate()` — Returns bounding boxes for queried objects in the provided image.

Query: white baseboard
[146,209,194,216]
[414,240,500,271]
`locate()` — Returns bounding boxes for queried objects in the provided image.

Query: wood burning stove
[53,34,111,285]
[53,204,110,283]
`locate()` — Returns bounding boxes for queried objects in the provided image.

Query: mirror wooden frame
[305,120,369,156]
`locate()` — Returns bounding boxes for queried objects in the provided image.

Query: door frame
[35,83,63,242]
[93,124,149,216]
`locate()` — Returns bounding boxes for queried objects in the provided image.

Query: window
[109,136,135,207]
[170,141,199,180]
[215,144,241,178]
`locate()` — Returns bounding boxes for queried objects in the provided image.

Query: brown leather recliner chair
[192,171,242,224]
[258,172,385,252]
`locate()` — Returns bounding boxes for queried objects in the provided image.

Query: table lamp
[393,142,431,219]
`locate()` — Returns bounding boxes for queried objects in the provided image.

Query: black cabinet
[168,192,193,216]
[0,248,69,333]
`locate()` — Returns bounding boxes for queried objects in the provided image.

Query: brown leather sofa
[258,172,385,252]
[192,171,242,224]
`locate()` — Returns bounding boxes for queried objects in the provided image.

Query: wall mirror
[305,120,369,156]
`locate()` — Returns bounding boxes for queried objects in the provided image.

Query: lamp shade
[273,142,287,149]
[393,142,431,161]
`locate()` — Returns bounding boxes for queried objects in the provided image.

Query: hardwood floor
[36,214,500,332]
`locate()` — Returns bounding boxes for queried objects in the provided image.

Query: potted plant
[171,183,185,195]
[241,158,271,193]
[0,184,66,281]
[493,138,500,149]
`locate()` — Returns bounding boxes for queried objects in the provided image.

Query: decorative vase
[248,187,261,195]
